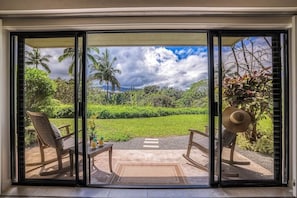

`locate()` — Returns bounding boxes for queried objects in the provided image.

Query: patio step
[143,138,159,148]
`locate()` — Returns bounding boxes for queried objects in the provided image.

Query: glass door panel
[212,32,287,185]
[11,33,86,184]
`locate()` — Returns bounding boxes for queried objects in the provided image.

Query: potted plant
[88,116,97,144]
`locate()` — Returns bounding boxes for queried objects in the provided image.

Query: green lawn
[50,113,273,153]
[51,114,208,141]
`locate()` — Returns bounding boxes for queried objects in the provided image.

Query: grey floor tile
[222,187,293,197]
[108,189,148,198]
[1,186,293,198]
[147,189,227,198]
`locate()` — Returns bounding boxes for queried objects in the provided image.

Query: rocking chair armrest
[188,129,209,137]
[56,132,74,140]
[58,124,71,134]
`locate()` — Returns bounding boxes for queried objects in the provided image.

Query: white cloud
[104,46,208,90]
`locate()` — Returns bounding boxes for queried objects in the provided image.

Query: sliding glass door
[209,31,288,186]
[10,32,88,185]
[10,30,288,187]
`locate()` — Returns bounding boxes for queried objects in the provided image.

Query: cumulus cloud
[104,46,208,90]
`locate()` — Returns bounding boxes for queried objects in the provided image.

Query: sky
[39,46,209,91]
[29,36,272,91]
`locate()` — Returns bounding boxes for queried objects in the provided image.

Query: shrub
[237,130,273,155]
[51,104,207,119]
[56,107,75,118]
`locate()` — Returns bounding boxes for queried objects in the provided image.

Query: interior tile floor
[1,186,293,198]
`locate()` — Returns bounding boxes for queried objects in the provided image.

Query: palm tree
[58,47,99,75]
[90,49,121,100]
[25,48,52,73]
[58,47,99,102]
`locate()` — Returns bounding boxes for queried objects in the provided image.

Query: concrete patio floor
[24,139,273,186]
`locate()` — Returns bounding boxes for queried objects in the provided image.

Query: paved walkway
[110,135,273,172]
[109,136,189,150]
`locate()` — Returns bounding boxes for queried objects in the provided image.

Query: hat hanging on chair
[222,106,252,133]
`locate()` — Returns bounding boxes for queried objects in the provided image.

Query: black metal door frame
[208,30,289,187]
[10,31,88,186]
[10,29,288,187]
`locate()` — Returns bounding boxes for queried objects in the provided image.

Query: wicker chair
[26,111,74,176]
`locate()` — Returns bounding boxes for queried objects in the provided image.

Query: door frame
[208,30,289,187]
[10,31,88,186]
[10,29,289,187]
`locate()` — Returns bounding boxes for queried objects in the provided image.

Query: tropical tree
[89,48,121,101]
[53,78,75,104]
[58,47,99,75]
[25,48,52,73]
[222,37,273,143]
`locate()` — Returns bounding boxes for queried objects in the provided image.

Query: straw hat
[222,106,252,133]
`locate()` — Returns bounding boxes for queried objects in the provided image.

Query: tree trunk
[106,81,109,102]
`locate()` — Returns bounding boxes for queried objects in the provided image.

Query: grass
[43,114,275,154]
[49,113,274,154]
[50,114,208,142]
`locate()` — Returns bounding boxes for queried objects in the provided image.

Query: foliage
[58,47,99,75]
[176,80,208,107]
[25,48,52,73]
[89,48,121,101]
[223,68,272,143]
[55,106,75,118]
[86,80,208,108]
[222,37,273,144]
[144,85,160,94]
[25,68,56,116]
[237,130,273,155]
[236,116,273,155]
[52,104,207,119]
[53,78,74,103]
[25,130,38,147]
[152,94,175,107]
[88,105,207,119]
[88,115,98,140]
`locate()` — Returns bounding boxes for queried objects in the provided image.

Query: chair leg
[40,147,45,164]
[37,139,46,164]
[229,136,236,164]
[39,151,70,176]
[57,150,63,170]
[185,131,194,158]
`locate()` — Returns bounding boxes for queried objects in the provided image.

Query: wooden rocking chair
[26,111,74,176]
[183,128,250,175]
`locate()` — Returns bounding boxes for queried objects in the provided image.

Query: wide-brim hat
[222,106,252,133]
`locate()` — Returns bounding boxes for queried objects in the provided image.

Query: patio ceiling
[25,33,243,48]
